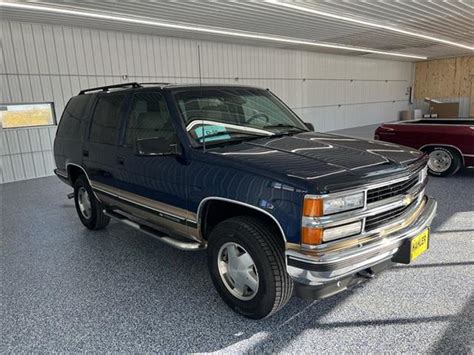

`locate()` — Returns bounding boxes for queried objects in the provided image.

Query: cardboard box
[430,102,459,118]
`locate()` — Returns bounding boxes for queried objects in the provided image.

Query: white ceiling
[1,0,473,61]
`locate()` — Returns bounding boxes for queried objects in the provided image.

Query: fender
[196,196,288,243]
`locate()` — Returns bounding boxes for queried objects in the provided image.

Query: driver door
[112,91,193,239]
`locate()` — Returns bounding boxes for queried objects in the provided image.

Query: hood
[208,131,424,192]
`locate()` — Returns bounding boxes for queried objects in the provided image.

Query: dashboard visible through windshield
[173,87,308,146]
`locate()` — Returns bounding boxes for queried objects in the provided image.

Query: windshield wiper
[263,124,307,133]
[196,131,270,146]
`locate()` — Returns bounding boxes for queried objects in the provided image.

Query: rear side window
[89,94,125,145]
[57,95,92,139]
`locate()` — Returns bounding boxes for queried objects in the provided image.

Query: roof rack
[139,82,171,86]
[78,82,142,95]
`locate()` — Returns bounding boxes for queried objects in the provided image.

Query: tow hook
[67,192,74,199]
[357,268,375,279]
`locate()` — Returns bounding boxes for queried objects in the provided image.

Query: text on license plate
[410,229,429,261]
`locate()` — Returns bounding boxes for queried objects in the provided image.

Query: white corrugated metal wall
[0,20,413,183]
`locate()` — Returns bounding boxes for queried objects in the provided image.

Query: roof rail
[78,82,142,95]
[138,82,171,86]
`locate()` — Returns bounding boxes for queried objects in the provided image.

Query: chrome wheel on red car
[426,147,461,177]
[428,150,451,173]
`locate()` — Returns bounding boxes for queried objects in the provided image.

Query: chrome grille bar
[365,201,414,230]
[367,175,419,203]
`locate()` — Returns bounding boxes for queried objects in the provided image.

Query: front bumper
[286,195,437,299]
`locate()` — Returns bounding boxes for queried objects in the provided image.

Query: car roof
[77,82,266,96]
[164,83,265,90]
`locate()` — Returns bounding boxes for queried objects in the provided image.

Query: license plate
[410,229,429,261]
[392,228,430,264]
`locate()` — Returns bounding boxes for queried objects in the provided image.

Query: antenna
[197,44,206,153]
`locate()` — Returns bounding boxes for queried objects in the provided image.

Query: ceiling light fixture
[0,2,428,59]
[267,0,474,51]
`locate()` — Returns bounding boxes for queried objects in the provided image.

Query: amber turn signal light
[301,227,323,245]
[303,198,323,217]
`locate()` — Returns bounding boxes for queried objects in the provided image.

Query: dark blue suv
[54,82,437,319]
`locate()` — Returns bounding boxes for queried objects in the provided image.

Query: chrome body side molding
[91,182,200,242]
[62,163,200,242]
[90,180,195,224]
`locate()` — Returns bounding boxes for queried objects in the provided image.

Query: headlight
[303,192,365,217]
[301,221,362,245]
[322,221,362,242]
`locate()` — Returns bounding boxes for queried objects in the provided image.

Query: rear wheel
[207,216,293,319]
[426,147,461,177]
[73,175,110,230]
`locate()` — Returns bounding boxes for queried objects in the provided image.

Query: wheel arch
[66,163,89,184]
[197,197,287,246]
[66,163,101,200]
[419,144,465,166]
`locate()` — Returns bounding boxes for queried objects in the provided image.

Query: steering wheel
[246,113,270,124]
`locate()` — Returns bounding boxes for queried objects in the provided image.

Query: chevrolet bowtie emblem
[402,195,413,205]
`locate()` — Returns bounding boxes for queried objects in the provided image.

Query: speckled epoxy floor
[2,132,473,353]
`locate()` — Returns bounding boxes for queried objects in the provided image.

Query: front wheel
[207,216,293,319]
[426,147,461,177]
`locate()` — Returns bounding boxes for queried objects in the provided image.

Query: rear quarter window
[56,95,92,139]
[89,94,126,145]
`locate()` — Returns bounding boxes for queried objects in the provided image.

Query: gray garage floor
[2,125,473,353]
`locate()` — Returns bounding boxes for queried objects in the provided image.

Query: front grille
[367,175,419,203]
[365,202,414,231]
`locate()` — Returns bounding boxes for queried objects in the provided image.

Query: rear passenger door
[113,91,192,238]
[82,93,126,188]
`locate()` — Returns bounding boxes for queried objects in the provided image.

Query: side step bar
[103,209,206,251]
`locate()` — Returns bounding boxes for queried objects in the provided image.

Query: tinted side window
[89,94,125,145]
[124,92,174,147]
[57,95,92,139]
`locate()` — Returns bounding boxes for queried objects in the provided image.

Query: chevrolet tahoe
[54,82,437,319]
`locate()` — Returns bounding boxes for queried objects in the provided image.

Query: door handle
[82,149,89,157]
[116,156,125,165]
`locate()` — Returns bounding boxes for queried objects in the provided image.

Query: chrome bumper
[286,195,437,287]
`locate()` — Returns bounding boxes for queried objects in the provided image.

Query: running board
[103,209,206,251]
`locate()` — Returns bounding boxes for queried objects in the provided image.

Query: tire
[73,175,110,230]
[426,147,462,177]
[207,216,293,319]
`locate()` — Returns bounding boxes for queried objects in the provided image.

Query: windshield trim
[186,119,274,136]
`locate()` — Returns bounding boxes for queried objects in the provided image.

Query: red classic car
[375,119,474,177]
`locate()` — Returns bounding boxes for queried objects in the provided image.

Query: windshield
[173,87,308,146]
